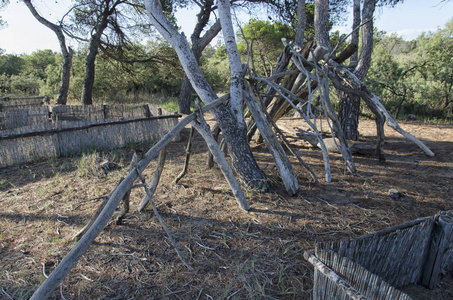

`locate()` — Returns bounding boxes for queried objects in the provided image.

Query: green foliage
[414,19,453,119]
[23,50,57,80]
[237,19,294,77]
[200,44,230,91]
[0,53,25,75]
[366,19,453,121]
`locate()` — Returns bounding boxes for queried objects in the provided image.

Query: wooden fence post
[422,214,453,289]
[102,104,108,119]
[143,104,152,118]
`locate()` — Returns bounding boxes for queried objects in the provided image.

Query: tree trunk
[80,7,111,105]
[23,0,72,105]
[349,0,360,67]
[178,76,193,113]
[145,0,269,190]
[57,48,73,105]
[338,0,375,142]
[314,0,332,52]
[338,91,360,141]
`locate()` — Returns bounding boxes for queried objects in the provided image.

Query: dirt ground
[1,117,452,299]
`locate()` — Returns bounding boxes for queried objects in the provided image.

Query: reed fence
[305,212,453,300]
[0,95,50,111]
[0,103,179,168]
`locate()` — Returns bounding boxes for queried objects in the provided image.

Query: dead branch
[244,83,299,195]
[138,146,167,212]
[327,60,435,157]
[252,75,332,182]
[134,165,194,271]
[30,94,230,300]
[175,126,195,184]
[207,124,221,169]
[191,100,250,211]
[252,87,320,186]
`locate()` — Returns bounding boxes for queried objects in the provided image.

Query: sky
[0,0,452,55]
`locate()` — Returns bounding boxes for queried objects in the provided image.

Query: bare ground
[0,118,452,299]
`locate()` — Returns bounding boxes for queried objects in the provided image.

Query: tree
[238,19,294,77]
[175,0,318,114]
[0,0,8,29]
[366,33,419,119]
[145,0,269,190]
[0,53,25,76]
[337,0,375,141]
[67,0,153,105]
[23,0,73,105]
[337,0,404,142]
[414,18,453,118]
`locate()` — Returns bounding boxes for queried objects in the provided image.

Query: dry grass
[0,118,452,299]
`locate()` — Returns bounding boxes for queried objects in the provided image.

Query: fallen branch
[30,94,230,300]
[134,162,194,271]
[244,83,299,195]
[327,59,435,157]
[138,146,167,212]
[191,100,250,211]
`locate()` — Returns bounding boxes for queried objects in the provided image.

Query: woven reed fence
[0,95,50,111]
[0,104,179,168]
[305,212,453,300]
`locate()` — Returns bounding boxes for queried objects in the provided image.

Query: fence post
[422,214,453,289]
[102,104,108,120]
[143,104,152,118]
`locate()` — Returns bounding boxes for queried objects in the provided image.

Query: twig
[1,288,13,300]
[195,241,216,251]
[175,125,195,184]
[60,284,66,300]
[317,197,339,210]
[134,167,194,271]
[41,263,48,278]
[138,146,167,212]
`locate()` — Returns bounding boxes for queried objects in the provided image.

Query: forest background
[0,0,452,122]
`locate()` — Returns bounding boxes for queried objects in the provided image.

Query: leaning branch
[30,94,230,300]
[327,61,435,157]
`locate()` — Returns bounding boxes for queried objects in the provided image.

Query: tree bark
[314,0,332,52]
[80,4,112,105]
[58,48,73,105]
[218,0,245,126]
[338,0,375,142]
[349,0,360,67]
[145,0,269,190]
[244,84,299,195]
[23,0,73,105]
[338,91,360,141]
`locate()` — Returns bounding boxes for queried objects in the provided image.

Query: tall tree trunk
[178,77,193,113]
[349,0,360,67]
[145,0,269,190]
[23,0,72,105]
[57,48,73,105]
[314,0,332,51]
[80,6,111,105]
[81,42,99,105]
[338,0,375,141]
[338,91,360,140]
